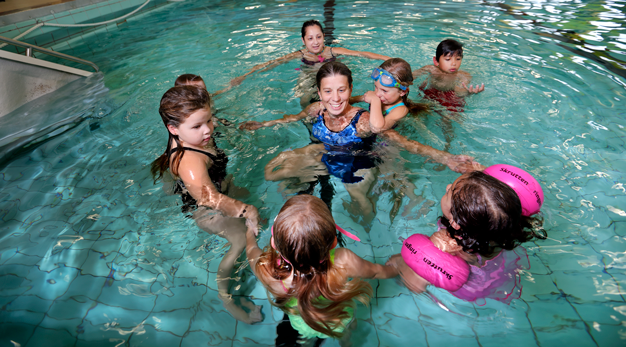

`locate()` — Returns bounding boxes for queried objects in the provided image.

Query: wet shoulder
[354,108,373,136]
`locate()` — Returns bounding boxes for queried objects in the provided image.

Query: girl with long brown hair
[151,85,262,324]
[245,194,398,344]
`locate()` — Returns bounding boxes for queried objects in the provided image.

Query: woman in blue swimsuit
[240,62,482,223]
[226,20,390,108]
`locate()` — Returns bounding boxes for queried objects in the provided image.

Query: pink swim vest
[401,234,470,291]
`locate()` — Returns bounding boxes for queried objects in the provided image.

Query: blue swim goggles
[370,67,407,91]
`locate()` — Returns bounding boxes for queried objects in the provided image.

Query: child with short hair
[413,39,484,112]
[245,195,398,344]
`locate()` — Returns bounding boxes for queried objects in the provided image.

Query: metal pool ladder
[0,35,99,77]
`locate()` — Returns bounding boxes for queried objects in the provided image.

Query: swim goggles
[371,67,407,91]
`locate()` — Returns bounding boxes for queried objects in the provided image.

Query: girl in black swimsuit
[151,85,262,324]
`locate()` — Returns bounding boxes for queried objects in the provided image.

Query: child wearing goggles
[412,39,484,113]
[351,58,429,133]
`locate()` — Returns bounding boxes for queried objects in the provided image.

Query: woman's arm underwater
[380,129,485,173]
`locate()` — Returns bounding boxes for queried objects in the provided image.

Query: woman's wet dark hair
[316,61,353,90]
[435,39,464,60]
[301,20,323,38]
[440,171,546,257]
[150,85,211,181]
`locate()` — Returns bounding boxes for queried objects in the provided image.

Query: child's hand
[239,121,264,131]
[362,91,379,104]
[445,155,485,173]
[385,254,401,268]
[461,82,485,94]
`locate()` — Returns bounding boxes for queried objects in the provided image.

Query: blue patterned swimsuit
[311,109,379,183]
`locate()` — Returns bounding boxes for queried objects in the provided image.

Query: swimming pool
[1,0,625,345]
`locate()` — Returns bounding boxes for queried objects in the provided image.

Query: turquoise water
[1,0,625,346]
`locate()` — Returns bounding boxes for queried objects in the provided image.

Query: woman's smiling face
[317,74,352,116]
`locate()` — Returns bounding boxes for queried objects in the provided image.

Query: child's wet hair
[273,195,337,273]
[150,85,211,180]
[301,20,323,38]
[256,194,372,339]
[440,171,545,256]
[316,61,353,90]
[436,39,464,60]
[380,58,413,88]
[174,74,205,87]
[379,58,429,115]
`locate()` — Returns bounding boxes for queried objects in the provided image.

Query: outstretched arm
[336,248,399,280]
[332,47,390,61]
[223,51,301,92]
[239,102,321,131]
[380,129,485,173]
[386,254,429,293]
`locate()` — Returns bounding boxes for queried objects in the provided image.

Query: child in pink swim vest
[245,195,398,344]
[413,39,484,112]
[387,170,545,304]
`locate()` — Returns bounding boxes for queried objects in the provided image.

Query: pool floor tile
[5,295,53,313]
[476,330,539,347]
[47,296,97,320]
[38,315,83,337]
[127,323,183,346]
[587,322,626,347]
[534,320,597,346]
[97,279,156,311]
[152,282,207,312]
[553,270,618,302]
[423,324,480,347]
[0,322,36,347]
[181,330,234,347]
[84,302,150,329]
[24,265,80,300]
[74,320,130,346]
[145,307,194,336]
[520,273,559,300]
[187,302,237,340]
[25,326,76,347]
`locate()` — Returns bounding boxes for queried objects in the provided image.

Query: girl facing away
[387,170,546,304]
[351,58,428,133]
[245,195,398,345]
[228,20,390,107]
[150,85,262,324]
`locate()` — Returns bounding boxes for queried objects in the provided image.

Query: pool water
[1,0,625,346]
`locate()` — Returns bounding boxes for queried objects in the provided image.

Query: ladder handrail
[0,35,99,73]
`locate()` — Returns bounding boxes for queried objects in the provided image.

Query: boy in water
[413,39,484,112]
